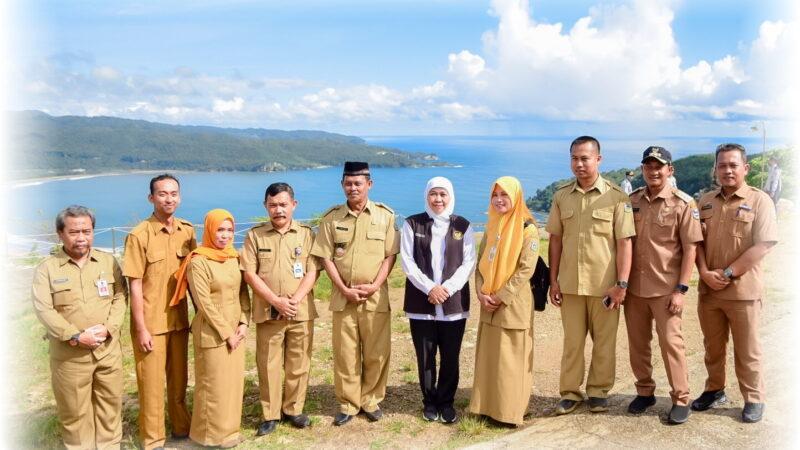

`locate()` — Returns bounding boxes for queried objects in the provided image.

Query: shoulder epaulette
[556,181,573,191]
[251,221,269,229]
[297,221,313,229]
[631,186,646,194]
[176,218,194,227]
[374,202,395,214]
[673,189,693,204]
[321,204,342,218]
[607,181,626,194]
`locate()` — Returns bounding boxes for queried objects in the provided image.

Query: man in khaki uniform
[241,182,320,436]
[32,206,128,449]
[310,161,400,426]
[124,174,195,449]
[692,143,778,423]
[625,147,702,424]
[547,136,635,415]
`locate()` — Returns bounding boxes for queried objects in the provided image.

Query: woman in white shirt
[401,176,476,424]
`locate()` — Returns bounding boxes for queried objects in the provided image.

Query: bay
[9,135,777,251]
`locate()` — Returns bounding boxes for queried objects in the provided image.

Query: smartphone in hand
[602,295,612,308]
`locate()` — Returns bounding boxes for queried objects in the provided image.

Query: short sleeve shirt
[629,186,703,298]
[123,215,196,334]
[545,176,636,297]
[698,185,778,300]
[310,200,400,312]
[240,220,320,322]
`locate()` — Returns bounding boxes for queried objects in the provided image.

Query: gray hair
[55,205,96,232]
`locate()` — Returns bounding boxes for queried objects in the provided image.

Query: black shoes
[284,413,311,428]
[742,402,764,423]
[257,419,278,436]
[668,405,691,424]
[333,412,354,426]
[588,397,609,413]
[363,409,383,422]
[422,405,439,422]
[691,390,728,411]
[627,395,656,414]
[439,406,458,424]
[555,399,580,415]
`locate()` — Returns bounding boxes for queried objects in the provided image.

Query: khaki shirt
[188,257,251,348]
[123,214,196,335]
[546,176,636,297]
[310,200,400,312]
[698,184,778,300]
[32,248,128,362]
[629,186,703,298]
[475,224,539,330]
[240,220,320,322]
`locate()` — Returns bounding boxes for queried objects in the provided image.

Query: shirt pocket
[366,230,387,256]
[560,209,575,234]
[591,208,614,236]
[731,211,754,237]
[333,224,354,244]
[50,283,76,311]
[146,249,166,264]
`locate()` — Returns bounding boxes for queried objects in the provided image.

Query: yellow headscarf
[478,176,534,294]
[169,208,239,307]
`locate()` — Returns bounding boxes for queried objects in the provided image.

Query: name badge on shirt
[292,262,304,278]
[96,279,110,297]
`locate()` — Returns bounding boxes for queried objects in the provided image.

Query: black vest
[403,213,471,315]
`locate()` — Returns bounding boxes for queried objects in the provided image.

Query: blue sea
[9,135,778,251]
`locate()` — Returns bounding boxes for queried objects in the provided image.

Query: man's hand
[428,285,450,305]
[272,296,298,318]
[550,281,563,308]
[343,286,369,304]
[352,283,379,297]
[700,269,730,291]
[135,327,154,352]
[604,285,627,310]
[667,292,685,315]
[78,329,104,350]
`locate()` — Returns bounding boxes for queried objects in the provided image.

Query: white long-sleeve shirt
[400,219,476,321]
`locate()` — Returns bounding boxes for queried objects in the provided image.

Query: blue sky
[6,0,798,138]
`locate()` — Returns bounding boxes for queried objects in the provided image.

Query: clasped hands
[343,283,379,304]
[700,269,731,291]
[226,323,248,350]
[77,324,110,349]
[477,292,502,312]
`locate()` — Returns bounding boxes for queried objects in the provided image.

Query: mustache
[272,214,287,219]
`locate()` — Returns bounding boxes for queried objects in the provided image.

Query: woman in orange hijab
[173,209,251,448]
[468,176,540,426]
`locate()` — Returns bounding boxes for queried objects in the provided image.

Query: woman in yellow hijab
[469,176,540,426]
[175,209,251,448]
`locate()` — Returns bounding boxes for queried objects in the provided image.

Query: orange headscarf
[169,208,239,307]
[478,176,534,294]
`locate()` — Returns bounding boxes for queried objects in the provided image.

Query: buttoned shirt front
[123,214,196,334]
[240,220,320,322]
[32,248,128,362]
[310,200,400,312]
[698,184,778,300]
[546,176,636,297]
[629,186,703,298]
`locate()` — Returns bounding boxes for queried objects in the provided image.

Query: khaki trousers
[51,349,123,450]
[624,293,690,405]
[559,294,620,400]
[698,294,764,402]
[256,320,314,420]
[132,329,191,450]
[332,303,391,415]
[189,333,245,447]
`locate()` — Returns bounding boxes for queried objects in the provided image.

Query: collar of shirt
[570,175,607,194]
[55,247,101,267]
[715,183,750,201]
[642,185,674,203]
[342,199,375,218]
[147,213,188,234]
[261,220,301,234]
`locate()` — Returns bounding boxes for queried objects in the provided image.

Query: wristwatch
[676,284,689,294]
[616,280,628,289]
[723,267,734,279]
[69,333,80,347]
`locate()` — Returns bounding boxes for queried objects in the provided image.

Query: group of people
[31,135,778,449]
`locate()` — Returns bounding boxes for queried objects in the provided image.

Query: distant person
[547,136,635,415]
[401,177,475,424]
[693,143,778,423]
[621,171,634,195]
[764,156,782,206]
[124,174,195,449]
[241,183,320,435]
[469,176,539,426]
[625,146,701,425]
[668,174,678,188]
[310,162,400,426]
[32,205,128,449]
[172,209,250,447]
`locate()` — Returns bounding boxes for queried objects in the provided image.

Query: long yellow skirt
[189,335,246,447]
[468,322,534,425]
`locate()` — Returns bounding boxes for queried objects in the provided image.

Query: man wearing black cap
[624,146,702,424]
[310,161,400,426]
